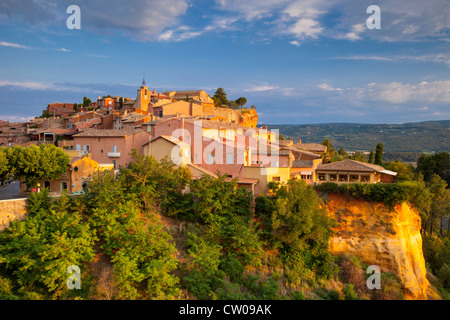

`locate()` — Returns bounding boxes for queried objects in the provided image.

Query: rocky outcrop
[322,193,438,300]
[238,108,258,128]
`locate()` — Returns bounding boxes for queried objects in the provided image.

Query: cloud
[0,41,32,49]
[366,80,450,104]
[1,0,189,41]
[333,53,450,66]
[317,83,343,91]
[216,0,449,44]
[244,84,279,92]
[55,48,70,52]
[0,80,103,93]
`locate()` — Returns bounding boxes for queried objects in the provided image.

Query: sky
[0,0,449,124]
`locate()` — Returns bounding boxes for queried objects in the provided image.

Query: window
[101,150,103,154]
[44,181,51,189]
[112,145,117,153]
[226,153,233,164]
[329,174,337,182]
[113,160,116,170]
[61,182,68,192]
[318,173,326,181]
[76,144,80,151]
[208,153,214,165]
[272,176,280,182]
[301,174,312,180]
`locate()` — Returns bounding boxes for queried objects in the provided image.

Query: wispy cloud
[0,80,103,93]
[334,53,450,66]
[244,84,279,92]
[54,48,70,52]
[0,41,33,50]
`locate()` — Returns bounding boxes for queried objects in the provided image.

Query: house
[72,129,150,170]
[47,103,75,116]
[315,159,397,184]
[290,159,323,185]
[20,154,113,195]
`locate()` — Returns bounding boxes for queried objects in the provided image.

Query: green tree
[0,148,8,181]
[118,97,124,109]
[349,151,367,162]
[212,88,228,107]
[73,103,78,113]
[271,180,336,284]
[0,190,97,298]
[374,143,383,165]
[6,144,70,189]
[425,175,450,235]
[235,97,247,108]
[417,152,450,186]
[368,150,374,164]
[385,161,414,182]
[83,97,91,108]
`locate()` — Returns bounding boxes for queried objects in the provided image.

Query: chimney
[298,139,302,144]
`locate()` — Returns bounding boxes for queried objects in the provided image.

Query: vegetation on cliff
[0,151,448,300]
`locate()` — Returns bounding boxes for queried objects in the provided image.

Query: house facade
[72,129,150,169]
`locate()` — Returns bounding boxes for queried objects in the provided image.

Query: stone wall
[0,198,28,231]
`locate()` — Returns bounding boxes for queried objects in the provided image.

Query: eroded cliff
[322,193,439,300]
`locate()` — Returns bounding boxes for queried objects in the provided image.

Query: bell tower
[135,77,150,112]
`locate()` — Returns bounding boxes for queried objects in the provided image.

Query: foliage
[384,161,415,181]
[417,152,450,186]
[181,232,224,299]
[0,148,8,181]
[212,87,228,107]
[6,144,70,188]
[374,143,383,165]
[270,180,337,285]
[0,190,97,299]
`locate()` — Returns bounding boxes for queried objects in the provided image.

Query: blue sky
[0,0,449,124]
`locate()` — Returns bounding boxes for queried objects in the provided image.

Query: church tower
[133,77,151,112]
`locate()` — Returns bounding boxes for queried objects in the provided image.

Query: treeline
[0,151,404,300]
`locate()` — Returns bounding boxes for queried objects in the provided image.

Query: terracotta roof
[34,128,78,135]
[316,159,385,172]
[292,160,314,168]
[293,143,327,152]
[281,146,321,159]
[144,135,188,147]
[186,163,219,179]
[73,129,143,137]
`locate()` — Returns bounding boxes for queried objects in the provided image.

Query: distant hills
[265,120,450,162]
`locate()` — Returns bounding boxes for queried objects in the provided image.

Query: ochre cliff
[322,193,438,300]
[238,108,258,128]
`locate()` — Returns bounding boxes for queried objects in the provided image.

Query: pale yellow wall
[243,166,290,196]
[145,138,191,166]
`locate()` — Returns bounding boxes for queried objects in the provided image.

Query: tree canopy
[6,144,70,188]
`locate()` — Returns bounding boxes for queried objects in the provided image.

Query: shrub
[342,283,359,300]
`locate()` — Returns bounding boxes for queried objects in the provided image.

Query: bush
[342,283,359,300]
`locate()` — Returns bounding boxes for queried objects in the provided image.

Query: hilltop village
[0,79,397,196]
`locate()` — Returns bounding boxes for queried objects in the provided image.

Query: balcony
[108,151,121,158]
